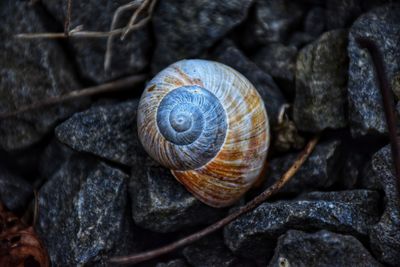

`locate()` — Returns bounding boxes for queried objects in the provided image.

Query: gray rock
[0,0,88,151]
[152,0,253,72]
[252,43,297,87]
[0,165,32,212]
[264,140,342,194]
[182,234,239,267]
[250,0,304,44]
[347,4,400,137]
[130,157,226,233]
[211,40,286,126]
[41,0,150,83]
[294,29,348,132]
[56,100,147,166]
[39,139,74,179]
[268,230,382,267]
[36,154,135,266]
[304,7,326,37]
[368,145,400,266]
[156,259,188,267]
[325,0,363,30]
[224,190,380,259]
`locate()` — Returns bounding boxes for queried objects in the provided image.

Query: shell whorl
[138,59,270,207]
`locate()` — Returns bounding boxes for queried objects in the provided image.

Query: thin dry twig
[0,74,147,120]
[356,37,400,194]
[105,0,157,71]
[109,135,320,265]
[64,0,72,36]
[104,0,143,71]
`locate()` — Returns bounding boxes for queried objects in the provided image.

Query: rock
[156,259,189,267]
[224,190,380,260]
[130,157,226,233]
[251,43,297,94]
[392,72,400,100]
[325,0,363,30]
[36,153,135,266]
[56,100,147,166]
[264,140,342,194]
[152,0,253,72]
[249,0,304,44]
[304,7,326,37]
[368,145,400,266]
[0,164,33,213]
[0,0,88,151]
[41,0,150,83]
[39,139,74,179]
[347,4,400,137]
[211,40,286,126]
[182,234,240,267]
[268,230,382,267]
[294,29,348,132]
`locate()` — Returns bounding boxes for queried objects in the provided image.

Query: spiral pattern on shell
[138,59,270,207]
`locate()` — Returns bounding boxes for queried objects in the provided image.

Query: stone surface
[325,0,363,30]
[252,43,297,89]
[182,234,239,267]
[152,0,253,72]
[156,259,189,267]
[36,153,135,266]
[0,164,33,213]
[304,7,326,37]
[264,140,342,194]
[268,230,382,267]
[348,4,400,136]
[41,0,151,83]
[0,0,88,151]
[249,0,304,44]
[367,145,400,266]
[56,100,147,166]
[211,40,286,126]
[224,190,380,259]
[294,29,348,132]
[130,157,226,233]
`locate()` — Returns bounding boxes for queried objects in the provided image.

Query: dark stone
[0,164,33,213]
[339,150,366,189]
[182,234,239,267]
[130,157,226,233]
[152,0,253,72]
[304,7,326,37]
[367,145,400,266]
[268,230,382,267]
[288,32,317,48]
[156,259,188,267]
[325,0,363,30]
[294,29,348,132]
[224,190,380,260]
[347,4,400,137]
[39,139,74,179]
[0,0,88,151]
[55,100,147,166]
[249,0,304,44]
[211,40,286,126]
[41,0,151,83]
[36,154,135,266]
[264,140,342,194]
[252,43,297,88]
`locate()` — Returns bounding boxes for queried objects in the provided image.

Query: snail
[137,59,270,207]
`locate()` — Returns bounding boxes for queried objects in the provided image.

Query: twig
[104,0,143,71]
[109,135,320,265]
[121,0,151,40]
[64,0,72,36]
[0,74,147,120]
[355,37,400,194]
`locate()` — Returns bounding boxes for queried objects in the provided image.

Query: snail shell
[137,59,270,207]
